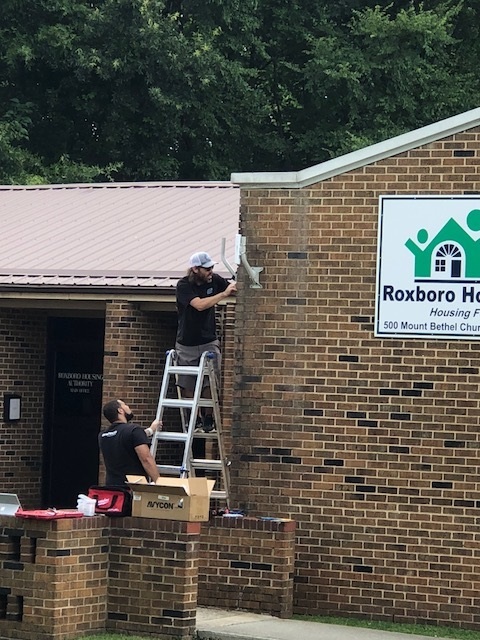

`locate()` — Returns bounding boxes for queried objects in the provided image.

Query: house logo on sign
[376,197,480,339]
[405,209,480,281]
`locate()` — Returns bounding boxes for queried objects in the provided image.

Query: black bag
[87,485,132,517]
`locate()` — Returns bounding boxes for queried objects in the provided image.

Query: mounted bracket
[237,234,263,289]
[221,238,237,279]
[221,235,263,288]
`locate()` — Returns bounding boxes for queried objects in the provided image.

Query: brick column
[100,300,177,482]
[214,301,236,473]
[0,515,108,640]
[107,518,201,639]
[0,309,47,507]
[102,300,139,403]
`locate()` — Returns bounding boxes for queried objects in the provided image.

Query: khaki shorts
[174,341,221,391]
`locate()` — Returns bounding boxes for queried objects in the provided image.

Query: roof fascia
[0,290,235,304]
[231,107,480,189]
[0,291,235,313]
[0,181,236,191]
[0,290,177,302]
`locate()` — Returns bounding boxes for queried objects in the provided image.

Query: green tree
[247,0,473,169]
[0,0,477,182]
[300,2,471,160]
[0,0,268,180]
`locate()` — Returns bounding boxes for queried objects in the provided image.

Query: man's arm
[190,281,236,311]
[135,444,160,482]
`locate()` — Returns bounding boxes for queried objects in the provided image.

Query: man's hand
[225,281,237,297]
[145,419,162,437]
[150,418,162,433]
[190,281,237,311]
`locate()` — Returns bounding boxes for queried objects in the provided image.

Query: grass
[75,616,480,640]
[81,636,153,640]
[294,614,480,639]
[81,636,150,640]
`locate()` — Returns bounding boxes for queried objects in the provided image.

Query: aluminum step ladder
[150,349,230,506]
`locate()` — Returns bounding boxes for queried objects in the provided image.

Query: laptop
[0,493,21,516]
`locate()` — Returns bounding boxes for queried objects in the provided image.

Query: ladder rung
[166,365,202,375]
[153,432,188,443]
[192,431,220,438]
[210,490,228,499]
[161,398,214,409]
[191,459,223,471]
[157,465,185,475]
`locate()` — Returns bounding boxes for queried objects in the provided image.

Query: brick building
[2,107,480,631]
[0,182,239,509]
[229,106,480,628]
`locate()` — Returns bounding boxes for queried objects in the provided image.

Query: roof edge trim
[231,107,480,189]
[0,181,237,191]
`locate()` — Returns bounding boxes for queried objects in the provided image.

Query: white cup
[77,496,96,516]
[82,501,96,516]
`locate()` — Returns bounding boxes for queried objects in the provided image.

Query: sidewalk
[195,607,453,640]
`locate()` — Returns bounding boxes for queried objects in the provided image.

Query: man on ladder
[175,251,236,434]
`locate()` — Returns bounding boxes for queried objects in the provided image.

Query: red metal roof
[0,182,240,290]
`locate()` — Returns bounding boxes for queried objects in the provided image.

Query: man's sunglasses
[200,266,213,271]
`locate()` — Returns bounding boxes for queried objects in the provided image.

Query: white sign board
[376,196,480,339]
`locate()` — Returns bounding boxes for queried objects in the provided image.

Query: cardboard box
[127,476,215,522]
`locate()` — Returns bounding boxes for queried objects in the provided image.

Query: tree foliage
[0,0,477,183]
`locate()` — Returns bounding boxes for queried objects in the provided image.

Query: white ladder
[150,349,230,505]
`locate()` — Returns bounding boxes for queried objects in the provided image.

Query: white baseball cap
[189,252,217,268]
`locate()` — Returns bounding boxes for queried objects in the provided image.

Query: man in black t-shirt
[99,399,161,485]
[175,251,236,432]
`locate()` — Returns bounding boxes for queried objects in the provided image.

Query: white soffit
[231,107,480,188]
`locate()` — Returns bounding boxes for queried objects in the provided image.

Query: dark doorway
[43,317,104,508]
[451,259,461,278]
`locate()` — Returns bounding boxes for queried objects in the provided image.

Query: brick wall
[101,300,236,479]
[0,300,233,500]
[232,128,480,628]
[102,301,177,421]
[101,301,178,480]
[0,515,201,640]
[198,516,295,617]
[0,310,47,507]
[0,515,108,640]
[215,303,236,453]
[0,513,293,640]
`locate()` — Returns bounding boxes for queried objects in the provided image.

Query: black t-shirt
[98,421,149,485]
[176,272,228,346]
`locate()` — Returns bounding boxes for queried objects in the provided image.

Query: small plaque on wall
[4,394,21,422]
